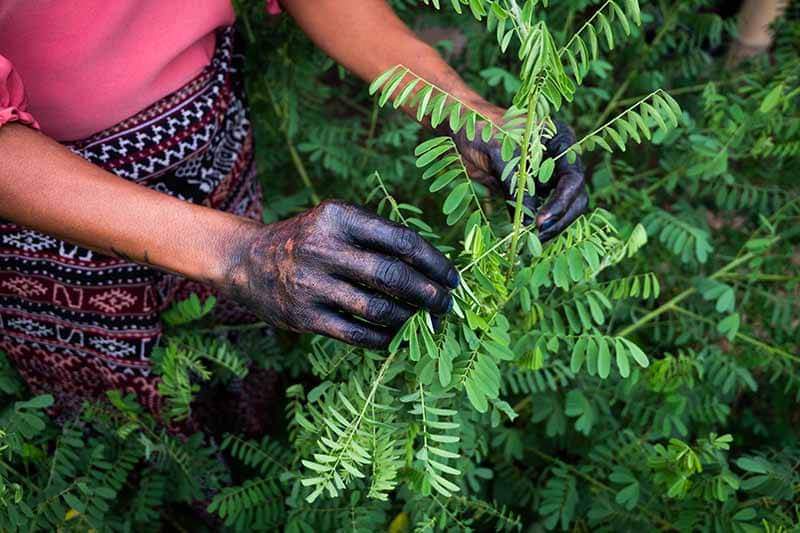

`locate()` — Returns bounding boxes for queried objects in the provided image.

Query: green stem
[616,252,755,338]
[559,0,614,57]
[358,98,380,171]
[506,90,541,282]
[558,89,663,162]
[671,305,800,364]
[0,458,38,492]
[288,142,321,206]
[527,447,678,531]
[265,85,321,205]
[591,6,680,129]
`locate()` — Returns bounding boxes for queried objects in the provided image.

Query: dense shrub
[1,1,799,531]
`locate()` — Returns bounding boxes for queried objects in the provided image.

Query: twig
[671,305,800,364]
[527,447,679,531]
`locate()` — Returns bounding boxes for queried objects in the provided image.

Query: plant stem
[287,140,321,206]
[591,6,680,129]
[556,89,663,162]
[616,252,755,338]
[671,305,800,363]
[527,447,678,531]
[559,0,614,57]
[265,85,321,205]
[506,90,541,282]
[358,98,380,171]
[0,458,38,492]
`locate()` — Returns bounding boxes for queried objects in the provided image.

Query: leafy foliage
[2,0,799,531]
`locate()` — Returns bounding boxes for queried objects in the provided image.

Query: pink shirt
[0,1,280,141]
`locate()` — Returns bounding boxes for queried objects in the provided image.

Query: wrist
[177,207,260,288]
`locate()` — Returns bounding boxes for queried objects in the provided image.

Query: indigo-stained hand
[222,200,459,349]
[451,118,589,242]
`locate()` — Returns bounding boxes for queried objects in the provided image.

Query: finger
[312,309,393,349]
[324,279,414,328]
[333,249,454,315]
[344,207,459,289]
[522,193,542,226]
[544,120,578,160]
[544,120,583,186]
[536,171,585,229]
[539,188,589,242]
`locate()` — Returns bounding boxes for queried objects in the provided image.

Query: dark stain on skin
[443,116,589,241]
[215,200,457,349]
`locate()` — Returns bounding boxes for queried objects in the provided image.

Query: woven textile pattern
[0,28,263,420]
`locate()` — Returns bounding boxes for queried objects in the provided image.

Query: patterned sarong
[0,28,264,422]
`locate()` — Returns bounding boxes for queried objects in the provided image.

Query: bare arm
[0,123,456,347]
[282,0,504,123]
[283,0,589,240]
[0,123,240,283]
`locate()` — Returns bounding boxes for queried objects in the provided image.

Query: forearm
[0,124,243,285]
[283,0,504,122]
[737,0,787,47]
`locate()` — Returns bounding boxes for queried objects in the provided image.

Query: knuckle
[317,198,344,213]
[316,199,352,224]
[430,286,450,311]
[392,227,422,257]
[295,238,333,267]
[375,258,410,292]
[344,325,370,346]
[366,295,393,321]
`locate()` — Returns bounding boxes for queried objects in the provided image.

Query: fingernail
[447,267,460,289]
[539,218,555,232]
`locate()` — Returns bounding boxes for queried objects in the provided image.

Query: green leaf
[63,492,85,513]
[429,168,463,192]
[538,158,555,183]
[430,93,449,127]
[465,379,488,412]
[759,84,783,113]
[501,135,517,161]
[527,233,543,257]
[571,337,587,372]
[379,70,407,107]
[597,338,611,379]
[369,66,400,95]
[416,144,452,167]
[443,182,470,214]
[615,339,630,378]
[415,136,450,156]
[736,457,768,474]
[448,102,463,132]
[393,79,420,108]
[409,324,421,361]
[622,339,649,368]
[482,340,515,361]
[416,85,434,121]
[481,122,494,142]
[717,313,740,341]
[598,12,614,49]
[567,247,584,281]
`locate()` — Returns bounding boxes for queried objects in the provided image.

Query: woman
[0,0,587,421]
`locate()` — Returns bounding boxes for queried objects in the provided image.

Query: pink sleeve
[0,55,39,130]
[265,0,282,15]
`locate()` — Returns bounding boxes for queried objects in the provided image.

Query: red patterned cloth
[0,28,265,422]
